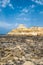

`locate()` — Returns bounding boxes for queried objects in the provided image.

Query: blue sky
[0,0,43,34]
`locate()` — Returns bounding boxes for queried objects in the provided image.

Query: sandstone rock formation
[0,24,43,65]
[8,24,43,36]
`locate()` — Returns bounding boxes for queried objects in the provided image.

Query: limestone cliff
[8,24,43,36]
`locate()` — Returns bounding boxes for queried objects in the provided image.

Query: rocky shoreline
[0,35,43,65]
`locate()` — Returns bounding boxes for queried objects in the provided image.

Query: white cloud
[14,23,19,27]
[16,17,30,21]
[31,4,35,8]
[1,0,10,7]
[21,8,29,13]
[19,12,26,16]
[0,22,18,29]
[19,5,35,16]
[8,3,14,9]
[0,0,14,10]
[19,8,29,16]
[0,22,12,29]
[40,11,43,14]
[32,0,43,5]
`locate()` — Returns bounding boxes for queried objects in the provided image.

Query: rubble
[0,35,43,65]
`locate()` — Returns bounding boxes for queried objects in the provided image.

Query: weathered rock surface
[0,35,43,65]
[8,24,43,36]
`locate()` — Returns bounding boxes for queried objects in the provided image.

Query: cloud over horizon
[0,0,43,34]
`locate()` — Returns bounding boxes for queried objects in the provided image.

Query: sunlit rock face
[0,25,43,65]
[8,24,43,36]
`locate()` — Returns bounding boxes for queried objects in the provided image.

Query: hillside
[8,24,43,36]
[0,24,43,65]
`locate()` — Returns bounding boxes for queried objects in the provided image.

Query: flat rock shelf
[0,35,43,65]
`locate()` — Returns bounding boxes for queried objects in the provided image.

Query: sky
[0,0,43,34]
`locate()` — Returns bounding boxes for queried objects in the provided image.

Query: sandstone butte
[8,24,43,36]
